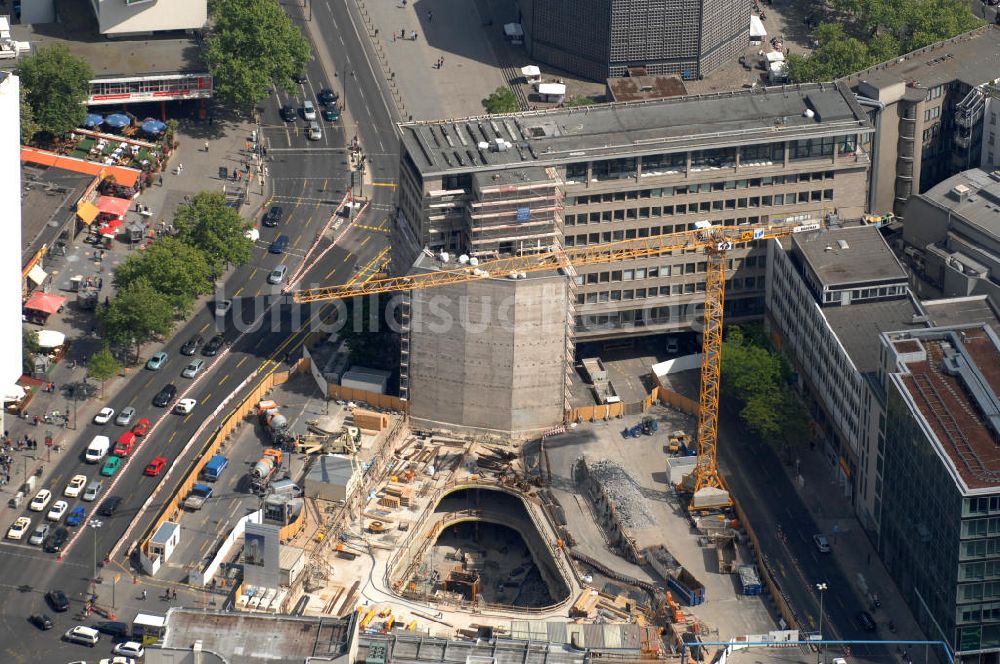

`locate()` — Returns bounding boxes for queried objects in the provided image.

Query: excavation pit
[393,487,571,609]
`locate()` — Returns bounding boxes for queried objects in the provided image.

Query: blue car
[269,234,289,254]
[65,506,86,527]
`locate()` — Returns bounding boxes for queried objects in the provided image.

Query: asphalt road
[718,414,891,664]
[0,17,402,655]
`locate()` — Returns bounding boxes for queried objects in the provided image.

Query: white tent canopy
[750,15,767,38]
[37,329,66,348]
[521,65,541,78]
[504,23,524,39]
[537,82,566,96]
[1,384,25,403]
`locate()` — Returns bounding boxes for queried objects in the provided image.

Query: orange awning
[96,196,132,218]
[77,201,100,224]
[20,146,141,188]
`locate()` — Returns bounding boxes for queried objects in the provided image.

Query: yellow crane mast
[293,220,817,504]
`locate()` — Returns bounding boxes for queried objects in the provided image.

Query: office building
[515,0,749,82]
[840,25,1000,218]
[765,224,922,526]
[902,168,1000,307]
[89,0,206,37]
[878,324,1000,660]
[393,82,873,434]
[0,73,23,403]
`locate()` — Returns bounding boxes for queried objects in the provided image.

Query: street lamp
[89,519,103,584]
[816,582,828,664]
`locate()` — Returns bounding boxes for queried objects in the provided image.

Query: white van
[84,435,111,463]
[64,624,100,646]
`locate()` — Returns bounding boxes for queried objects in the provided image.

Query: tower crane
[293,219,819,508]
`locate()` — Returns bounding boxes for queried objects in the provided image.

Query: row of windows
[575,276,767,304]
[923,106,941,122]
[961,560,1000,581]
[573,256,765,285]
[565,189,834,227]
[573,297,765,330]
[960,581,1000,601]
[565,220,767,246]
[820,285,908,303]
[967,497,1000,516]
[962,537,1000,560]
[567,171,836,205]
[958,602,1000,624]
[564,138,856,181]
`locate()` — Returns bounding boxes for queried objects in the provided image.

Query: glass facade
[880,380,1000,657]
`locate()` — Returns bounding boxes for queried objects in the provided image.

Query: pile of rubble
[588,459,653,528]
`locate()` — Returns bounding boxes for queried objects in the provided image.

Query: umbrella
[140,119,167,135]
[84,113,104,128]
[104,113,131,129]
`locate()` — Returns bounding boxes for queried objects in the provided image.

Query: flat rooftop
[606,74,687,102]
[412,251,559,280]
[10,0,204,78]
[162,610,352,663]
[888,325,1000,491]
[842,25,1000,92]
[359,633,587,664]
[824,297,925,374]
[21,164,94,266]
[919,168,1000,241]
[793,224,908,289]
[400,82,871,176]
[922,295,1000,335]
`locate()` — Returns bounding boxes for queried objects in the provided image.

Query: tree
[16,45,93,138]
[22,327,40,374]
[338,295,400,370]
[19,85,40,144]
[86,345,121,396]
[99,281,174,363]
[173,191,253,272]
[481,87,519,114]
[113,237,214,315]
[204,0,312,110]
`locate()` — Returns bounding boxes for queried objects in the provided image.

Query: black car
[857,610,877,632]
[98,496,122,517]
[46,590,69,612]
[43,528,67,554]
[29,614,53,630]
[279,105,297,122]
[153,384,177,407]
[203,334,225,357]
[318,88,338,105]
[180,335,203,355]
[263,205,284,227]
[292,72,307,83]
[92,620,129,639]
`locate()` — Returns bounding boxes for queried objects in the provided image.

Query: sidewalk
[1,110,269,515]
[786,445,930,654]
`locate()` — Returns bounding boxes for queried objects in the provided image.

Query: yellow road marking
[233,287,244,297]
[371,182,397,188]
[198,323,209,333]
[168,431,176,442]
[218,375,230,386]
[236,356,247,368]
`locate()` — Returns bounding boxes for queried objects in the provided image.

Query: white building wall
[96,0,206,36]
[982,93,1000,173]
[0,74,23,394]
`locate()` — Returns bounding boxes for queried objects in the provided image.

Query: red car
[144,456,167,476]
[113,431,136,457]
[132,418,151,437]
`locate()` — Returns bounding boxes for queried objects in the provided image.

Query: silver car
[115,407,136,426]
[307,121,322,141]
[182,359,206,379]
[268,265,288,285]
[29,523,50,546]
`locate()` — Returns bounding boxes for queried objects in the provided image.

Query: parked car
[65,475,87,497]
[46,590,70,612]
[101,456,122,477]
[202,334,225,356]
[29,523,50,545]
[30,489,52,512]
[98,496,122,517]
[43,527,67,553]
[7,516,30,540]
[263,205,284,227]
[145,456,167,477]
[292,72,307,83]
[65,506,86,527]
[63,625,99,647]
[146,352,168,370]
[113,642,145,658]
[115,407,136,426]
[857,610,877,632]
[93,407,115,425]
[152,384,177,407]
[322,106,340,122]
[302,99,317,120]
[279,105,297,122]
[215,300,233,316]
[29,613,53,630]
[269,234,289,254]
[175,398,197,414]
[132,418,151,437]
[92,620,130,639]
[180,335,203,355]
[47,500,68,521]
[318,87,338,105]
[182,359,206,378]
[813,533,831,553]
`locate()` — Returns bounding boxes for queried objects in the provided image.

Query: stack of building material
[570,589,600,617]
[384,483,414,506]
[378,495,400,509]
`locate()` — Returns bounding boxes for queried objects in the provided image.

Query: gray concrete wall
[408,273,568,435]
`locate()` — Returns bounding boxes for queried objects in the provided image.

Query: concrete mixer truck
[250,448,284,493]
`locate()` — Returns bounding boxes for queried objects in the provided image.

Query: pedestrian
[427,9,432,20]
[440,56,444,67]
[374,28,379,37]
[392,32,396,42]
[401,28,405,38]
[411,30,417,40]
[141,589,147,600]
[177,163,183,173]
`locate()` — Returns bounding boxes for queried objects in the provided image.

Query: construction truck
[257,400,293,447]
[183,484,214,511]
[250,448,284,493]
[667,431,692,454]
[641,417,658,436]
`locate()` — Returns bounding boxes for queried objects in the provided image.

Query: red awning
[98,219,124,237]
[95,195,132,218]
[23,292,66,316]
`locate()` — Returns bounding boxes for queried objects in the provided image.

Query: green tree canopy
[99,280,174,362]
[564,96,598,107]
[482,87,519,114]
[173,191,253,272]
[788,0,982,82]
[86,345,121,396]
[338,295,400,371]
[19,84,40,144]
[205,0,312,110]
[16,45,93,137]
[22,327,39,374]
[113,237,214,316]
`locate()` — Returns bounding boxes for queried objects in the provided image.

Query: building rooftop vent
[950,183,972,201]
[990,170,1000,182]
[836,239,850,250]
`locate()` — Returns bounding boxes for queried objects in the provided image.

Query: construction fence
[565,385,698,423]
[327,384,408,412]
